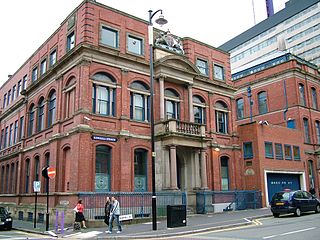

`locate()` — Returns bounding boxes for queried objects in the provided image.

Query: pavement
[13,208,272,239]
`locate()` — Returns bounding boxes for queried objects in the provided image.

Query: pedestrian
[104,197,111,226]
[75,199,87,229]
[309,187,316,196]
[106,196,122,234]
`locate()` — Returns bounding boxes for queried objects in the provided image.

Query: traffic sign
[33,181,41,192]
[47,167,56,179]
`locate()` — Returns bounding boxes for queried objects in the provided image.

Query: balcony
[155,119,205,137]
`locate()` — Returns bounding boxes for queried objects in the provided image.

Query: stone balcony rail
[155,119,205,137]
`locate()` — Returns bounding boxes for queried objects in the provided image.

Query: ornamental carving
[155,30,184,54]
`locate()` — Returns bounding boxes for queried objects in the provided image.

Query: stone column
[170,145,178,190]
[159,77,165,120]
[200,148,208,189]
[188,84,194,122]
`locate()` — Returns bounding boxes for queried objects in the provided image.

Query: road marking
[263,227,316,239]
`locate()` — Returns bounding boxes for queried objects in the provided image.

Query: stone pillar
[200,148,208,189]
[188,84,194,122]
[170,145,178,190]
[159,77,165,120]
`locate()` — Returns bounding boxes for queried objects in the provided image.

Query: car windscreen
[272,192,290,201]
[0,207,7,215]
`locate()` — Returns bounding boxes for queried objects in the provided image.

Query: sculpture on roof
[154,30,184,54]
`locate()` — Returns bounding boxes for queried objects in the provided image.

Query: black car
[0,207,12,230]
[270,190,320,217]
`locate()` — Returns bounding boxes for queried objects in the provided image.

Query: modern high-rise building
[220,0,320,72]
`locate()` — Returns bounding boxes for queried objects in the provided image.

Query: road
[0,229,52,239]
[169,212,320,240]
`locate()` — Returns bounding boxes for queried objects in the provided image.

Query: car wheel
[294,208,301,217]
[273,213,280,218]
[315,205,320,213]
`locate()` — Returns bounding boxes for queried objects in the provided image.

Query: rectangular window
[14,120,18,144]
[293,146,301,160]
[4,126,8,149]
[23,75,27,90]
[8,123,13,147]
[127,35,143,55]
[287,119,295,129]
[40,58,47,75]
[101,26,119,48]
[7,90,11,106]
[32,66,38,82]
[3,94,7,108]
[12,85,16,102]
[303,118,310,143]
[214,64,225,81]
[243,142,253,159]
[284,144,292,160]
[0,129,3,150]
[67,32,75,51]
[19,116,24,140]
[275,143,283,160]
[265,142,274,158]
[196,58,209,76]
[17,80,21,97]
[49,49,57,66]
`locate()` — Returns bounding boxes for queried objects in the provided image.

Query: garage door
[267,173,301,203]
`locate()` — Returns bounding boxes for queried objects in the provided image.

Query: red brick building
[0,0,240,217]
[234,53,320,206]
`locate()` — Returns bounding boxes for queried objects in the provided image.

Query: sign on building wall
[92,135,118,142]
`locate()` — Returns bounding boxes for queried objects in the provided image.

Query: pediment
[154,53,199,76]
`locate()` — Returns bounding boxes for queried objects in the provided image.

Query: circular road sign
[47,167,56,179]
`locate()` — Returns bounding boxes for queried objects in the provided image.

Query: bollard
[55,210,59,232]
[61,211,65,234]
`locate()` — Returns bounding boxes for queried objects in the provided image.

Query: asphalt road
[0,229,52,239]
[169,212,320,240]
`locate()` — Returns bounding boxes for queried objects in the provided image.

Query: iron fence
[196,190,262,214]
[78,191,186,220]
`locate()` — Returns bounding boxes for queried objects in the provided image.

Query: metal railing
[196,190,262,214]
[78,191,186,221]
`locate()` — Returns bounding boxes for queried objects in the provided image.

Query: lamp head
[155,14,168,26]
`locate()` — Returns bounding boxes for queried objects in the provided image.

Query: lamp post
[148,9,167,231]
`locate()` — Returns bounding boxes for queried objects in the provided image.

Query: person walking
[104,197,111,226]
[75,199,87,229]
[106,196,122,234]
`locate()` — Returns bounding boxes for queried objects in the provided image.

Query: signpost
[33,181,41,228]
[42,166,56,231]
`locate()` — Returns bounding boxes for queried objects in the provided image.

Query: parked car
[270,190,320,217]
[0,206,12,230]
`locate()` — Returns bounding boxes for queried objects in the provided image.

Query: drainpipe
[283,79,288,121]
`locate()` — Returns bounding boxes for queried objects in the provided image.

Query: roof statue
[154,30,184,54]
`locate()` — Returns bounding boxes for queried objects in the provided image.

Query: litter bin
[167,205,187,228]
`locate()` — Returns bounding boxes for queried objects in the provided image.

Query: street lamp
[148,9,168,231]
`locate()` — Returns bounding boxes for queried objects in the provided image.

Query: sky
[0,0,287,86]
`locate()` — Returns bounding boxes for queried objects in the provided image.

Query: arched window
[221,156,229,191]
[303,118,310,143]
[311,87,317,109]
[258,91,268,114]
[130,81,150,122]
[37,98,45,132]
[11,163,15,193]
[42,153,50,192]
[28,104,35,136]
[236,98,244,119]
[92,73,116,116]
[165,89,180,120]
[64,78,76,119]
[215,101,228,134]
[6,165,9,193]
[134,148,148,191]
[299,84,306,106]
[1,166,4,193]
[95,145,112,192]
[34,156,40,181]
[25,159,30,193]
[48,91,56,127]
[316,120,320,144]
[308,160,315,188]
[193,95,206,124]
